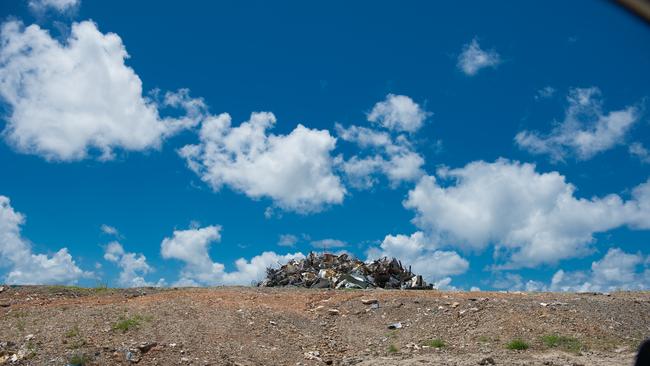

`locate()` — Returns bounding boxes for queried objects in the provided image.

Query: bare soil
[0,286,648,365]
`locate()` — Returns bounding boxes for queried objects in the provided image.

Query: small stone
[478,356,496,365]
[327,308,340,315]
[361,299,378,305]
[387,322,402,329]
[450,302,460,308]
[137,342,157,353]
[269,320,277,325]
[24,334,35,341]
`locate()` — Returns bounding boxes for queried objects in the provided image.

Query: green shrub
[542,334,582,353]
[506,339,529,350]
[424,338,445,348]
[388,344,399,353]
[112,315,148,333]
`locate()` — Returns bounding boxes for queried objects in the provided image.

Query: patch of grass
[15,319,25,332]
[478,336,490,343]
[68,353,91,366]
[93,282,110,293]
[387,344,399,354]
[112,314,151,333]
[65,325,80,338]
[424,338,445,348]
[542,334,582,353]
[506,339,529,350]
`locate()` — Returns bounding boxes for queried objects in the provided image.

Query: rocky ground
[0,286,648,365]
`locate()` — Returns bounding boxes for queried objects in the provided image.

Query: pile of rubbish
[257,252,433,290]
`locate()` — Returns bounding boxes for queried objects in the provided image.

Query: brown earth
[0,286,648,365]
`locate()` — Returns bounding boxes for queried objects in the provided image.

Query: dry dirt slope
[0,286,648,365]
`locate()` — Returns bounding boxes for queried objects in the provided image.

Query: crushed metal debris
[257,252,433,290]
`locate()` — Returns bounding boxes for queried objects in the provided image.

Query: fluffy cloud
[367,94,430,132]
[404,159,650,268]
[179,112,345,213]
[457,38,500,76]
[535,86,556,100]
[367,231,469,283]
[104,241,161,287]
[0,20,205,161]
[278,234,298,247]
[630,142,650,164]
[335,124,424,189]
[160,225,304,286]
[100,224,119,236]
[0,195,89,284]
[28,0,79,13]
[516,88,639,161]
[526,248,650,292]
[311,238,347,249]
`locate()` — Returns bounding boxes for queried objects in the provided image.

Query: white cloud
[547,248,649,292]
[0,20,205,161]
[28,0,79,13]
[278,234,298,247]
[335,124,424,189]
[311,238,347,249]
[103,241,160,287]
[0,195,89,284]
[630,142,650,164]
[100,224,119,236]
[367,94,430,132]
[535,86,556,100]
[516,87,640,161]
[179,112,345,213]
[160,225,304,286]
[404,159,650,268]
[457,38,500,76]
[367,231,469,282]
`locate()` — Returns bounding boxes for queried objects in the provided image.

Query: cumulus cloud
[516,87,640,162]
[160,225,304,286]
[630,142,650,164]
[535,86,556,100]
[404,159,650,268]
[457,38,500,76]
[100,224,119,236]
[366,231,469,283]
[311,238,347,249]
[511,248,650,292]
[179,112,345,213]
[0,20,205,161]
[28,0,79,13]
[103,241,161,287]
[367,94,430,133]
[0,195,89,284]
[335,124,424,189]
[278,234,298,247]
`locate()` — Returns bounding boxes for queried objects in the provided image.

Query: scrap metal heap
[257,252,433,290]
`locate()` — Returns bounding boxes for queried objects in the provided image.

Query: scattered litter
[258,252,434,290]
[304,351,322,361]
[387,322,403,329]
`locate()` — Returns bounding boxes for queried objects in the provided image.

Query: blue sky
[0,0,649,290]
